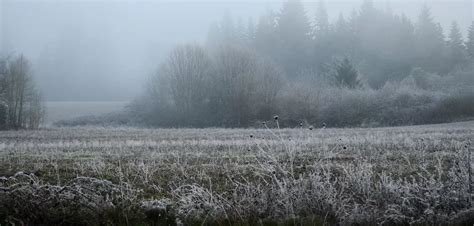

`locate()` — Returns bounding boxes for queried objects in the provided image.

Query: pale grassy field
[44,101,129,125]
[0,122,473,225]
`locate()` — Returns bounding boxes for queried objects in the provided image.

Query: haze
[1,0,472,101]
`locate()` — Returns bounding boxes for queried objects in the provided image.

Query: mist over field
[1,0,474,225]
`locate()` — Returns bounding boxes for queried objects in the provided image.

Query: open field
[44,101,129,126]
[1,122,473,225]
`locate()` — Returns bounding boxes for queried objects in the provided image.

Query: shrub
[0,100,7,130]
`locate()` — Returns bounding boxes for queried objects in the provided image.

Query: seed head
[273,115,279,121]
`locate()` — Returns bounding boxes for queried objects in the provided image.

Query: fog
[1,0,472,101]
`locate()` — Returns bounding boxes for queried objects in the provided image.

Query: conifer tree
[448,21,467,68]
[466,22,474,58]
[334,58,362,89]
[276,0,312,75]
[255,11,278,57]
[415,4,447,72]
[0,101,6,130]
[278,0,311,43]
[314,0,329,35]
[246,18,256,44]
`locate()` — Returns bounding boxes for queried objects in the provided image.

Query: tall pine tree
[206,13,239,49]
[277,0,311,43]
[220,13,236,44]
[448,21,467,69]
[312,0,331,69]
[415,4,447,73]
[466,22,474,58]
[255,11,278,58]
[276,0,312,75]
[331,13,355,58]
[246,18,256,44]
[333,58,362,89]
[314,0,329,36]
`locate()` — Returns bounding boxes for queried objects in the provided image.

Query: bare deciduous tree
[0,55,44,129]
[213,46,260,126]
[255,59,285,119]
[147,45,214,126]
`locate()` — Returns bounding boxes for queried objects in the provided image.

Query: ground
[0,121,473,225]
[44,101,128,125]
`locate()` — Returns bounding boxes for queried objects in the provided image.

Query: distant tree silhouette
[276,0,312,75]
[206,13,251,49]
[333,58,362,89]
[0,96,6,130]
[246,18,256,44]
[448,21,467,70]
[314,0,329,36]
[466,22,474,58]
[254,11,279,58]
[415,4,447,73]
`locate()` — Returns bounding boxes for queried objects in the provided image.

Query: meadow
[44,101,129,126]
[0,121,473,225]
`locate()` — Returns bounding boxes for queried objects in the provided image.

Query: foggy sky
[1,0,472,101]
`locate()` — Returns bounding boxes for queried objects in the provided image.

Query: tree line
[207,0,474,85]
[0,55,44,130]
[125,0,474,128]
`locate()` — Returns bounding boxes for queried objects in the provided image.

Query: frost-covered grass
[1,122,473,225]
